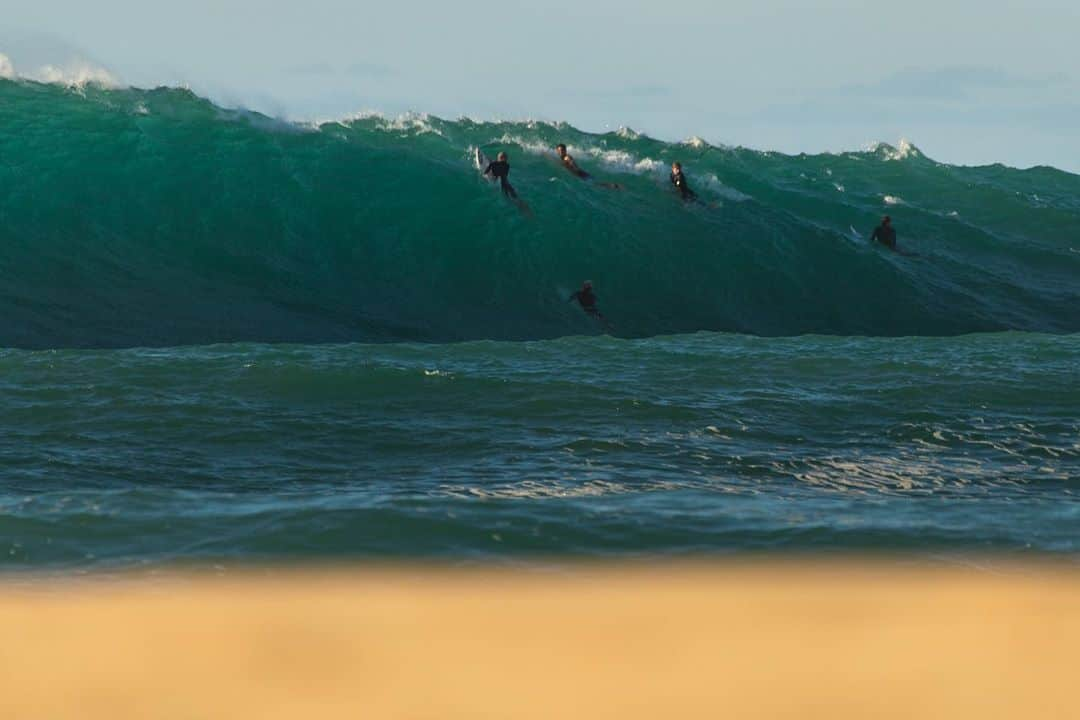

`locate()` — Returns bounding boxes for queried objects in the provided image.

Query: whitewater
[0,76,1077,569]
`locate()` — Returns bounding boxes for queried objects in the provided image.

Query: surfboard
[474,148,494,181]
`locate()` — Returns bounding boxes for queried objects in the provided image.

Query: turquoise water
[1,80,1078,347]
[0,79,1078,568]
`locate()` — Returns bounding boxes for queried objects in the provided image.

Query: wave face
[1,79,1078,348]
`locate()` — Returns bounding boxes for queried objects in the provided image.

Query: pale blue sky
[4,0,1079,170]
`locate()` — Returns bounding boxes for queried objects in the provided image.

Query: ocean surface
[1,79,1077,569]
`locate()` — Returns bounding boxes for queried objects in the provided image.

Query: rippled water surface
[1,332,1076,568]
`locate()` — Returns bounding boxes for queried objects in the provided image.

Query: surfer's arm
[565,157,589,179]
[672,174,694,198]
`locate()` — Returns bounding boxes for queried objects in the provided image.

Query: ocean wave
[0,51,120,89]
[0,79,1078,348]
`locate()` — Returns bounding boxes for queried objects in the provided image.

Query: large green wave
[1,79,1078,348]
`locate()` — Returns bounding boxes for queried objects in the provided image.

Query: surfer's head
[497,151,508,162]
[882,215,892,226]
[556,144,567,158]
[672,161,682,172]
[583,280,593,290]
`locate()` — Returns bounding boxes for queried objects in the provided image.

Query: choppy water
[1,333,1076,568]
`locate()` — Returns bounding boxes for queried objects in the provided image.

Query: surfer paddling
[670,161,697,201]
[568,281,611,328]
[870,215,897,251]
[868,215,919,256]
[556,144,589,179]
[555,144,621,189]
[484,151,519,199]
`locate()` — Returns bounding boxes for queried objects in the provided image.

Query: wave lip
[0,79,1078,349]
[0,51,121,88]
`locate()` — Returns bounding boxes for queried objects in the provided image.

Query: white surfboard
[474,148,494,182]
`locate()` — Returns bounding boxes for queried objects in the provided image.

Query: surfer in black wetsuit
[670,161,696,201]
[870,215,897,251]
[484,151,518,199]
[568,281,608,324]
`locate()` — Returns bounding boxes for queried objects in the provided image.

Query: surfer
[870,215,897,251]
[484,151,518,199]
[568,281,608,324]
[556,144,590,179]
[556,144,621,189]
[670,161,696,201]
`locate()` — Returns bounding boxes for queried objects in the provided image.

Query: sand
[0,562,1077,719]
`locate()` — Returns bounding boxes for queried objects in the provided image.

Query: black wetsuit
[485,160,518,199]
[562,156,590,180]
[569,287,601,317]
[671,170,696,201]
[870,223,897,250]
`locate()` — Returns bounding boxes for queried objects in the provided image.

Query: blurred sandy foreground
[0,562,1076,719]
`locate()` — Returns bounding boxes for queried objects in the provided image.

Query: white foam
[322,110,443,136]
[493,134,553,158]
[491,136,666,176]
[380,112,442,136]
[583,145,750,200]
[615,126,641,140]
[463,131,662,183]
[699,174,752,202]
[895,138,919,159]
[499,136,751,201]
[883,195,904,206]
[0,51,121,89]
[872,138,921,162]
[29,61,121,89]
[682,135,709,149]
[582,146,666,175]
[438,478,693,500]
[834,183,846,193]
